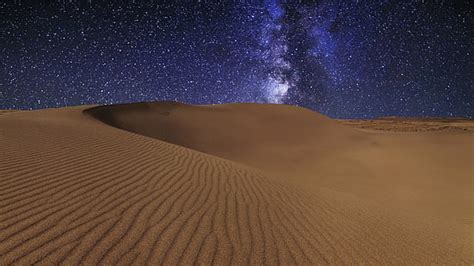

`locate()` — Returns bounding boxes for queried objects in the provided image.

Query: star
[0,0,472,118]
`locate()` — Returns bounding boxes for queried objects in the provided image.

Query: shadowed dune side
[0,103,472,264]
[85,101,367,176]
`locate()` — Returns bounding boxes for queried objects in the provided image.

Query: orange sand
[0,102,472,264]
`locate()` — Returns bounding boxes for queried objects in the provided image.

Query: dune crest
[0,102,472,264]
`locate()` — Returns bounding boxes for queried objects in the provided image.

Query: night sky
[1,0,472,118]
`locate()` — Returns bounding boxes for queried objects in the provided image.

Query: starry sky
[1,0,472,118]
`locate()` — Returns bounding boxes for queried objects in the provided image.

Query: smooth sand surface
[0,101,472,264]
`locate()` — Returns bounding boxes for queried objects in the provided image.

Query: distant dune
[339,117,474,132]
[0,110,20,115]
[0,102,472,264]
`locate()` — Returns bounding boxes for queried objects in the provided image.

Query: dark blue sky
[1,0,472,118]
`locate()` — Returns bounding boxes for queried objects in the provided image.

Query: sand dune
[340,117,474,132]
[88,102,474,224]
[0,110,20,116]
[0,102,472,264]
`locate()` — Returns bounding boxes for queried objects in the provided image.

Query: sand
[339,117,474,132]
[0,101,472,264]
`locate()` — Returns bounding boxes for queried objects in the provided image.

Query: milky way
[1,0,472,118]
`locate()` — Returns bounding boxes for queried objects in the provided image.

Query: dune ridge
[0,102,472,264]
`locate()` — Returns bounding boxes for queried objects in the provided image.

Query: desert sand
[0,101,472,264]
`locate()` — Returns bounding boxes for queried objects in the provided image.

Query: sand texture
[0,102,472,264]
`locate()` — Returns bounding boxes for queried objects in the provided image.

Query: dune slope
[0,102,472,264]
[87,102,474,224]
